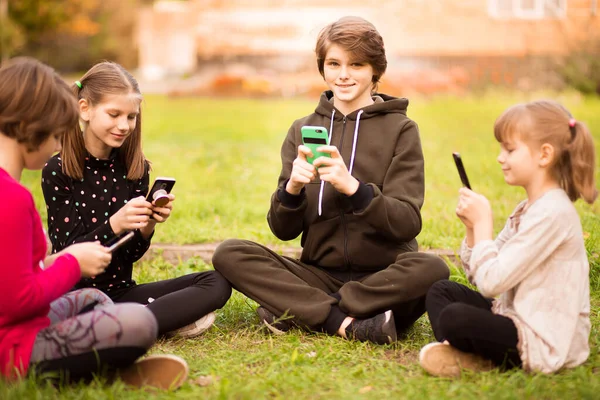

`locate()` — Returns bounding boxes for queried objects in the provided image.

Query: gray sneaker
[256,306,292,335]
[167,312,216,338]
[346,310,397,345]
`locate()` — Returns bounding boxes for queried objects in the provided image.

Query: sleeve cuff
[136,227,154,244]
[276,180,306,209]
[53,253,81,285]
[347,182,374,212]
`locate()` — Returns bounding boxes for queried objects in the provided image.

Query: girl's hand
[151,193,175,223]
[456,188,493,242]
[313,146,359,196]
[286,145,317,195]
[64,242,112,278]
[109,196,153,234]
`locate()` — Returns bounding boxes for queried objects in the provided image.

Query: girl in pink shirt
[0,57,187,389]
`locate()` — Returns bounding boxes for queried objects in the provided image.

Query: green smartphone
[301,126,330,165]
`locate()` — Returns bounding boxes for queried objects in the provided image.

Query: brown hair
[494,100,597,204]
[61,61,147,180]
[315,16,387,92]
[0,57,78,152]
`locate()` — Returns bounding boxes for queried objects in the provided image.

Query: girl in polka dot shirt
[42,62,231,339]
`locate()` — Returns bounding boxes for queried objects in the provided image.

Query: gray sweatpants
[29,289,157,380]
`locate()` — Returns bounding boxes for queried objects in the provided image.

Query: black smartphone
[146,177,176,207]
[452,152,472,190]
[106,231,135,253]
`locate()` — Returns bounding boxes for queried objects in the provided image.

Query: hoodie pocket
[300,216,346,268]
[344,215,413,271]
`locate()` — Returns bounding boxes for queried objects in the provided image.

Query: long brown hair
[494,100,597,204]
[315,16,387,93]
[0,57,78,152]
[61,61,148,180]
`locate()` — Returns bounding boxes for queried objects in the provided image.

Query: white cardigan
[460,188,590,373]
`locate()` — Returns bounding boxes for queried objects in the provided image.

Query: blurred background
[1,0,599,97]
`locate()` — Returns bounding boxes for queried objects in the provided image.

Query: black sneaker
[256,306,292,335]
[345,310,397,345]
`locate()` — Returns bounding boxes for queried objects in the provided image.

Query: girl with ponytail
[420,100,597,377]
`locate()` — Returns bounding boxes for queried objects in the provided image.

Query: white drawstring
[318,109,362,216]
[348,110,363,175]
[318,109,336,216]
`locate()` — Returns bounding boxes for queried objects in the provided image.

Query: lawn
[3,92,600,399]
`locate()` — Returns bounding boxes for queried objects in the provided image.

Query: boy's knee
[211,238,246,273]
[426,254,450,281]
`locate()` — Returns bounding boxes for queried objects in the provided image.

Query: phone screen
[303,137,328,145]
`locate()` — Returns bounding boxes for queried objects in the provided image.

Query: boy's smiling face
[323,44,375,115]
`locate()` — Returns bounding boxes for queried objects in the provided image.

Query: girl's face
[323,44,375,115]
[23,132,62,170]
[497,136,542,188]
[80,93,140,159]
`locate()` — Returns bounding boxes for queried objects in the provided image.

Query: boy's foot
[419,342,494,378]
[167,312,216,338]
[256,306,291,335]
[118,354,189,390]
[345,310,397,345]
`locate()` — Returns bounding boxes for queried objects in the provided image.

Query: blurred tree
[560,37,600,95]
[0,0,25,64]
[4,0,156,71]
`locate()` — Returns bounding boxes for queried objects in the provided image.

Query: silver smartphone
[107,231,135,253]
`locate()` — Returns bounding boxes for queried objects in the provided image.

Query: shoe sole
[419,342,494,378]
[256,307,290,335]
[381,310,398,344]
[174,312,216,338]
[118,354,189,390]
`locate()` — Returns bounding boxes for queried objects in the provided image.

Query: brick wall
[138,0,599,92]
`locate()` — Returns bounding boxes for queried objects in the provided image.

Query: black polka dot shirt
[41,152,153,293]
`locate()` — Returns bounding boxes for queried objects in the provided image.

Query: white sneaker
[118,354,189,390]
[167,312,216,338]
[419,342,494,378]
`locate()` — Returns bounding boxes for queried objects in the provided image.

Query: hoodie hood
[315,90,409,121]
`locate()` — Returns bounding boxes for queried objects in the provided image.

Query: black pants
[213,239,450,335]
[425,280,522,368]
[32,347,146,383]
[109,271,231,335]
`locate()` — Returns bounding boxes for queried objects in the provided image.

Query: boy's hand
[313,146,359,196]
[286,145,317,195]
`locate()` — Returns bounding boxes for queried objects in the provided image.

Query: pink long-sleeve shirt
[0,167,80,379]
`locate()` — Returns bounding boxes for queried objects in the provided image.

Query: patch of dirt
[384,349,420,366]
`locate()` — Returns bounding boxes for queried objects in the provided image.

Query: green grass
[22,92,600,249]
[6,92,600,399]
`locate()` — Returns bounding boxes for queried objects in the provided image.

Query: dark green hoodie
[268,91,424,272]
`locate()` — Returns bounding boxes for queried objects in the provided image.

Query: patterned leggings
[29,289,158,380]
